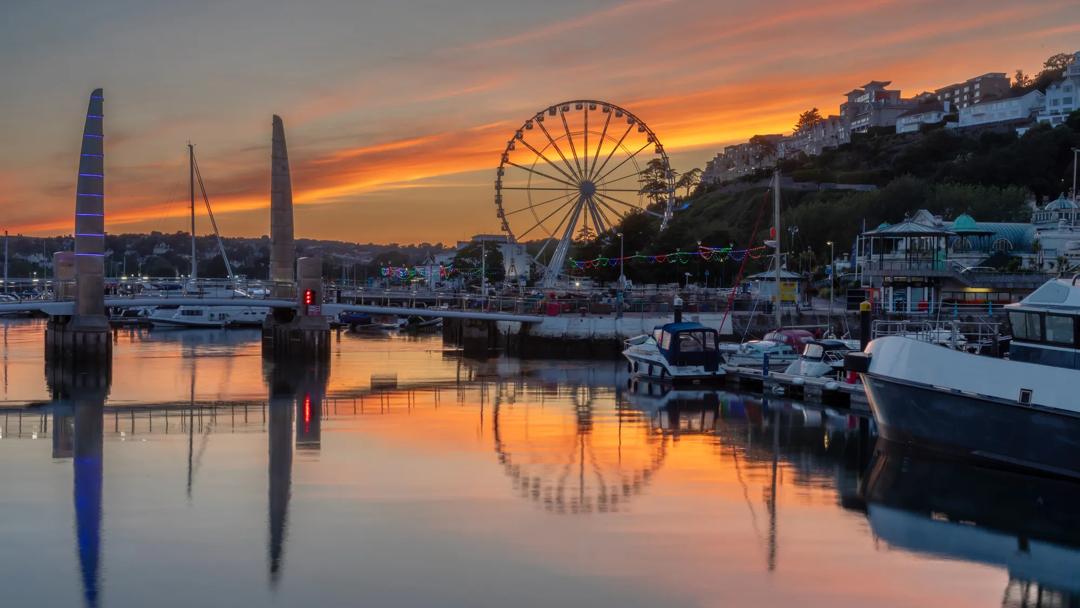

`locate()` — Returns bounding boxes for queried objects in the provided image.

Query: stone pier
[46,89,111,365]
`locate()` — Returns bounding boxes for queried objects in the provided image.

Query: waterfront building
[934,73,1010,110]
[895,100,952,133]
[853,199,1080,312]
[840,81,918,134]
[1036,51,1080,127]
[956,90,1044,128]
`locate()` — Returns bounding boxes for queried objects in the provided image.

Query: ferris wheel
[495,100,675,287]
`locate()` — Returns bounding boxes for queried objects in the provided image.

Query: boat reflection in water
[47,361,112,608]
[859,442,1080,606]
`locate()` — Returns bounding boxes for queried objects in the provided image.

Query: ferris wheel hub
[579,180,597,197]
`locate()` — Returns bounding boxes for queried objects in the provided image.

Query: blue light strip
[76,213,104,217]
[86,115,103,119]
[75,253,104,257]
[77,192,104,197]
[78,173,104,178]
[80,154,103,158]
[75,233,105,237]
[84,134,103,139]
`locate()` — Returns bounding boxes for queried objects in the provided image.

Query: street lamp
[826,240,835,335]
[1072,148,1079,205]
[617,232,625,288]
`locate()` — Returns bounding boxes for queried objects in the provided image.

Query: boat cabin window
[660,331,672,350]
[803,344,824,359]
[677,331,716,352]
[1008,311,1042,341]
[1044,314,1076,346]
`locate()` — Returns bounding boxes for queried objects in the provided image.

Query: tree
[452,241,504,287]
[675,168,702,198]
[1043,52,1076,73]
[638,158,672,209]
[794,108,823,134]
[1012,69,1032,91]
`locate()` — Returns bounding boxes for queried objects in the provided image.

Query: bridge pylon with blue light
[44,89,111,365]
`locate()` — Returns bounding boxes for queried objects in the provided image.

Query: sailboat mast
[773,169,782,329]
[189,143,198,282]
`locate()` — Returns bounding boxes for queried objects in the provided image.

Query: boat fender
[844,351,871,373]
[792,377,805,386]
[824,381,839,391]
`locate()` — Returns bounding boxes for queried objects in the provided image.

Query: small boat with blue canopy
[622,321,724,384]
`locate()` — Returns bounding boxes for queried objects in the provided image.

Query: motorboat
[720,340,798,370]
[762,328,815,354]
[622,321,724,384]
[846,277,1080,477]
[783,339,856,379]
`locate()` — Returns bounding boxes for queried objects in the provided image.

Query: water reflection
[859,442,1080,607]
[265,360,329,585]
[46,361,111,608]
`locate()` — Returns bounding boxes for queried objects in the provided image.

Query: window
[1045,315,1075,345]
[679,333,703,352]
[1009,311,1042,341]
[660,331,672,350]
[1064,97,1074,106]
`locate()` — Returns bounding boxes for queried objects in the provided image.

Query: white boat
[622,321,725,384]
[149,304,266,328]
[846,277,1080,477]
[721,340,799,370]
[783,339,856,379]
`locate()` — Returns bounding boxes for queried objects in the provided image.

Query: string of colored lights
[569,245,768,270]
[378,264,489,281]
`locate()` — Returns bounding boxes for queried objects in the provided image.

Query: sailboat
[150,145,266,329]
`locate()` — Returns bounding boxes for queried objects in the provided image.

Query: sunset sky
[2,0,1077,244]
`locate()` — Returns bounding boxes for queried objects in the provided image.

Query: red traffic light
[303,289,316,306]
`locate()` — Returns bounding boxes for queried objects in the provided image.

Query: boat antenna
[191,153,236,282]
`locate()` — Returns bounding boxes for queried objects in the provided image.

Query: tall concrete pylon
[45,88,111,364]
[74,89,107,326]
[270,115,295,293]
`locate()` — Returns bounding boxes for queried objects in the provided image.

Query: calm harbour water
[0,319,1076,607]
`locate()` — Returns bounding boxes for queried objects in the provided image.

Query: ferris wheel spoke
[535,120,581,181]
[504,191,572,216]
[590,110,612,180]
[534,196,581,260]
[594,191,655,216]
[594,170,638,186]
[505,160,578,188]
[589,121,633,182]
[500,186,574,191]
[591,196,624,228]
[583,106,589,178]
[517,195,578,240]
[559,111,584,178]
[587,198,611,235]
[593,141,652,186]
[515,138,581,185]
[595,188,645,193]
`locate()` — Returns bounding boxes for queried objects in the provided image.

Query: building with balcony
[854,206,1071,313]
[957,90,1044,128]
[895,101,952,133]
[934,73,1010,110]
[1036,51,1080,127]
[841,81,918,134]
